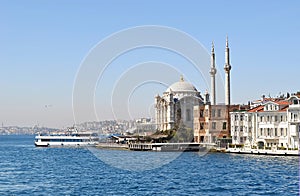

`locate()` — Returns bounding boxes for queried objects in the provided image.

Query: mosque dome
[166,75,198,93]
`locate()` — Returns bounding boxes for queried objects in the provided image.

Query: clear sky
[1,1,299,128]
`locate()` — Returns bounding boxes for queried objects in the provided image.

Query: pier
[226,147,300,156]
[128,143,215,152]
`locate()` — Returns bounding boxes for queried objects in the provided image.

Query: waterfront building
[194,104,246,144]
[230,93,300,149]
[155,38,238,144]
[155,75,203,131]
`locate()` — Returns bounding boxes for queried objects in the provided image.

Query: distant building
[250,95,285,109]
[230,94,300,149]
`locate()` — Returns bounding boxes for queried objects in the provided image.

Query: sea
[0,135,299,196]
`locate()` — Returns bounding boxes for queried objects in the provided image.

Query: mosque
[155,38,240,143]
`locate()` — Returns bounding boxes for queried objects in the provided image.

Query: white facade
[230,95,300,149]
[155,76,203,131]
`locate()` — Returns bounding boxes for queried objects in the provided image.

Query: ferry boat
[34,128,99,147]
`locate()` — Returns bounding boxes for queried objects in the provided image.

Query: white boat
[34,129,99,147]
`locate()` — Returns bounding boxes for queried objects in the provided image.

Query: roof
[279,106,289,112]
[248,101,290,113]
[276,100,290,105]
[166,76,197,93]
[263,100,290,106]
[248,105,264,112]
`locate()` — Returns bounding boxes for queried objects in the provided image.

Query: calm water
[0,135,299,195]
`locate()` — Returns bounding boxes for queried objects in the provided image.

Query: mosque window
[186,109,191,121]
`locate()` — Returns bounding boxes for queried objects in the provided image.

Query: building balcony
[289,105,300,109]
[289,119,300,123]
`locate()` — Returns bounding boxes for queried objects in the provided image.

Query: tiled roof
[279,106,289,112]
[275,100,290,105]
[248,105,264,112]
[248,102,290,113]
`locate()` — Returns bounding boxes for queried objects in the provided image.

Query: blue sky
[0,1,299,128]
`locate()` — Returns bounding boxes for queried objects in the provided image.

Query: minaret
[209,41,217,105]
[224,36,232,105]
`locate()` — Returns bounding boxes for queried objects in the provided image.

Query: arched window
[186,109,191,121]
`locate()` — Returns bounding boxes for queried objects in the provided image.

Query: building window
[212,122,216,129]
[186,109,191,121]
[284,128,287,136]
[235,115,238,121]
[212,109,215,117]
[222,122,227,130]
[280,128,283,136]
[240,115,244,121]
[275,128,277,136]
[275,116,278,122]
[200,123,204,130]
[260,128,263,136]
[260,116,263,122]
[200,110,204,118]
[217,109,221,117]
[280,116,283,122]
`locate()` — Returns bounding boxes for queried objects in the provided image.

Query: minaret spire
[210,41,217,105]
[224,36,232,105]
[226,35,229,47]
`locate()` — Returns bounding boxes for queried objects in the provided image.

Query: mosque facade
[155,75,204,131]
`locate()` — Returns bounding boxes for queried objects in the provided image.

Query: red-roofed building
[230,95,300,149]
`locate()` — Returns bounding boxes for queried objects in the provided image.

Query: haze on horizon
[0,1,299,128]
